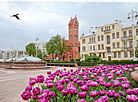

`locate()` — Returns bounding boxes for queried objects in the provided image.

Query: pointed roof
[69,18,75,24]
[69,15,78,25]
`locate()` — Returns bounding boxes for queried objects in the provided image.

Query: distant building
[80,18,138,61]
[4,49,27,60]
[47,15,80,61]
[0,51,4,59]
[35,42,47,58]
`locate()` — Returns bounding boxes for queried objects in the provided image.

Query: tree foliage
[46,34,61,58]
[46,34,68,59]
[26,43,36,56]
[133,46,138,58]
[37,49,42,59]
[85,54,102,62]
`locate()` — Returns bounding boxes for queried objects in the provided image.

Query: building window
[70,48,72,50]
[124,51,128,58]
[92,38,93,42]
[94,37,95,42]
[117,42,120,48]
[130,51,133,57]
[112,25,114,29]
[112,33,115,39]
[124,41,127,48]
[117,32,119,38]
[107,36,110,44]
[75,43,77,46]
[90,45,92,51]
[103,53,105,58]
[93,45,95,50]
[69,56,72,59]
[98,36,100,41]
[89,38,91,42]
[105,26,110,31]
[101,28,103,32]
[107,48,111,53]
[70,35,72,38]
[129,41,132,48]
[118,52,121,58]
[99,53,101,58]
[124,31,127,38]
[82,46,85,51]
[101,35,104,41]
[75,35,77,38]
[137,40,138,46]
[70,43,72,46]
[113,43,115,49]
[136,29,138,36]
[82,39,85,44]
[114,52,117,58]
[98,45,100,50]
[102,44,104,50]
[129,30,132,36]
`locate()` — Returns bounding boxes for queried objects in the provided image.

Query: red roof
[69,18,75,24]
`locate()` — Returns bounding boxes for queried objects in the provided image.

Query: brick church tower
[68,15,80,60]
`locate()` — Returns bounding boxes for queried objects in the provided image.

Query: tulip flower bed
[21,64,138,102]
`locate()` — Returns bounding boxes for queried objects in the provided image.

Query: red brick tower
[68,15,79,60]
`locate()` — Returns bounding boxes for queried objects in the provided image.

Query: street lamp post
[36,37,39,57]
[127,10,138,61]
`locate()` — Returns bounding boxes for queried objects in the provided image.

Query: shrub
[70,59,74,61]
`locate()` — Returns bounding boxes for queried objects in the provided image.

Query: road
[0,66,78,102]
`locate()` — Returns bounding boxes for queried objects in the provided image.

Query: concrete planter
[134,67,138,71]
[131,70,138,87]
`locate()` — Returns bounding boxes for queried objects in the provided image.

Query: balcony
[104,29,111,34]
[89,50,96,53]
[121,47,131,50]
[111,48,122,51]
[105,44,111,47]
[88,41,96,44]
[106,53,112,56]
[121,36,133,40]
[97,49,106,52]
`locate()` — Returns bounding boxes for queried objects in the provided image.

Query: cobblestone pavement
[0,66,78,102]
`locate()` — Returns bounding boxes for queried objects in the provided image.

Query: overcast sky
[0,1,138,51]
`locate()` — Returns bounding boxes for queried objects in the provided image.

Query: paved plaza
[0,66,78,102]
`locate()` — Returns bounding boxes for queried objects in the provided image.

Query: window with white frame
[124,51,128,58]
[130,51,133,57]
[93,45,95,50]
[117,42,120,48]
[114,52,117,58]
[118,52,121,58]
[129,30,132,36]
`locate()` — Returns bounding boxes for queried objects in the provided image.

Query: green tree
[85,54,102,62]
[46,34,68,60]
[46,34,61,59]
[78,55,82,61]
[133,46,138,58]
[37,49,42,59]
[26,43,36,56]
